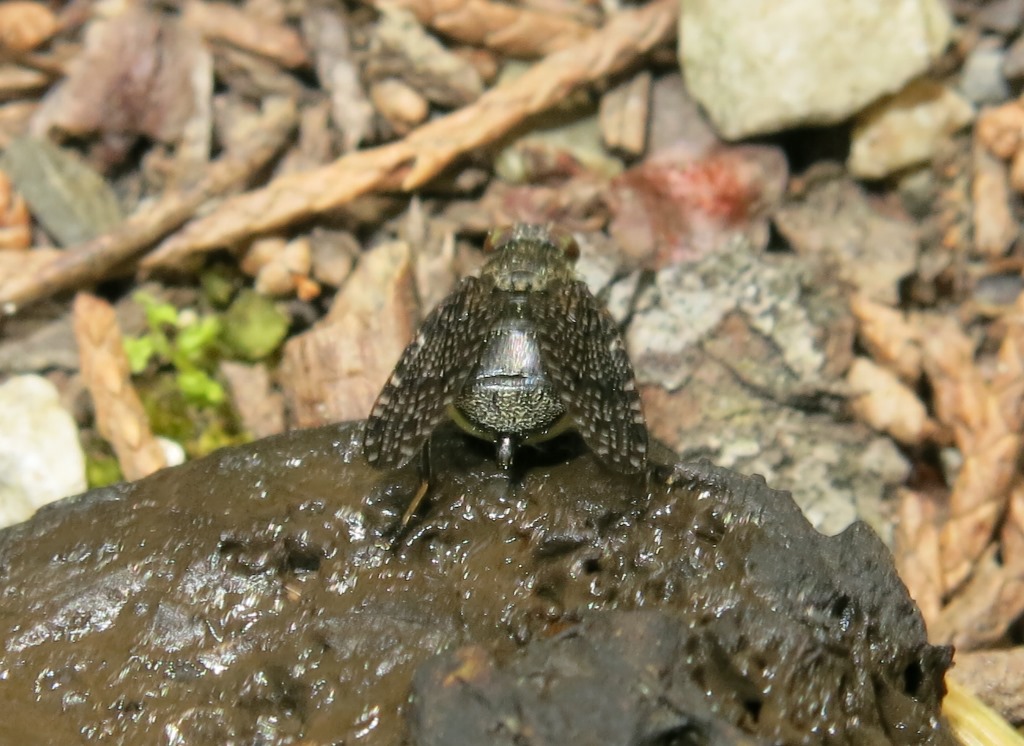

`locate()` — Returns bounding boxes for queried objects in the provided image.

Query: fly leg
[401,440,432,529]
[497,435,516,470]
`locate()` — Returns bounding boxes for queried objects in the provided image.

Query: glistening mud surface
[0,422,953,744]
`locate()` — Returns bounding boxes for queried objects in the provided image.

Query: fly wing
[363,276,494,469]
[530,280,648,473]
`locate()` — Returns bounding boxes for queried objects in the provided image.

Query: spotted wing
[363,276,494,469]
[530,280,648,473]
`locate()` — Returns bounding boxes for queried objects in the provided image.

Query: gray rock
[959,38,1011,105]
[773,172,919,304]
[1,137,122,247]
[0,375,85,528]
[627,239,904,537]
[679,0,953,139]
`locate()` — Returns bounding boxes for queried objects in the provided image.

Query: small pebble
[959,38,1011,105]
[370,78,429,132]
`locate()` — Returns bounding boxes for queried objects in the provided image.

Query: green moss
[139,375,247,459]
[121,290,269,462]
[81,432,124,488]
[200,264,242,308]
[85,453,123,489]
[221,289,289,362]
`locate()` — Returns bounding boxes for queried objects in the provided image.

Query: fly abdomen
[454,314,566,442]
[456,378,565,438]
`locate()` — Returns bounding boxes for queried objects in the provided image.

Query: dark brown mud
[0,422,953,744]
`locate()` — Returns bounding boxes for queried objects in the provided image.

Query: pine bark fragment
[72,292,166,481]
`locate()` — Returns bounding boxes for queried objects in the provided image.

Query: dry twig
[72,292,166,481]
[1004,479,1024,565]
[847,356,936,445]
[893,487,944,628]
[849,292,923,382]
[924,292,1024,593]
[0,98,297,313]
[142,0,677,270]
[931,546,1024,648]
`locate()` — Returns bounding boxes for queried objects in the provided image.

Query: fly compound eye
[483,226,514,254]
[559,234,580,261]
[544,225,579,261]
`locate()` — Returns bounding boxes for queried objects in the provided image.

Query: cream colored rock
[0,375,85,528]
[680,0,953,140]
[849,79,975,179]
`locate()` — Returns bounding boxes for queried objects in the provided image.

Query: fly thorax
[482,241,575,292]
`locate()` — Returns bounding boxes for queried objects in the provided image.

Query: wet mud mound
[0,422,953,744]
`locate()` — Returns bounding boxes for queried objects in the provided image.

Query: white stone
[157,437,187,468]
[680,0,953,140]
[0,375,86,528]
[848,79,975,179]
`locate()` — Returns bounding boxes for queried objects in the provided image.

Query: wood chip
[367,6,483,108]
[219,360,285,438]
[972,143,1018,258]
[301,2,373,153]
[281,240,418,428]
[72,292,166,481]
[31,7,208,150]
[600,70,651,156]
[0,169,30,250]
[366,0,594,58]
[0,1,58,55]
[182,0,308,69]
